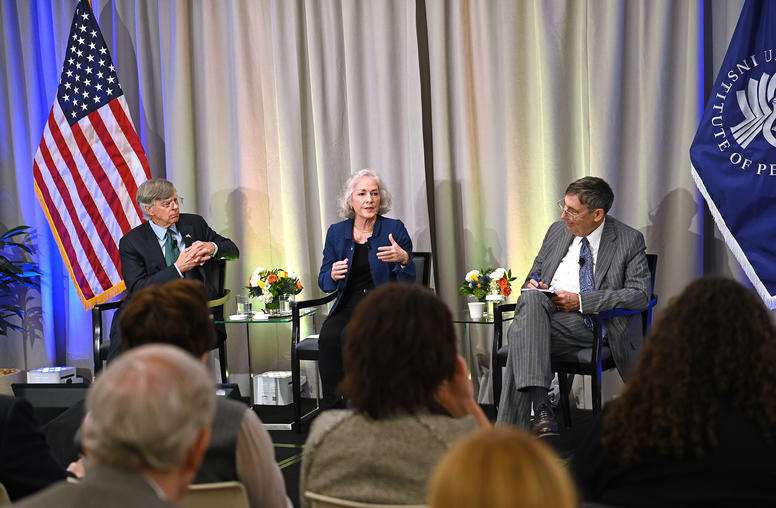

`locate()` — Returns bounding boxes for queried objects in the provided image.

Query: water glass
[279,293,293,314]
[237,295,252,316]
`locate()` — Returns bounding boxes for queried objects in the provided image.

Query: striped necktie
[579,237,594,328]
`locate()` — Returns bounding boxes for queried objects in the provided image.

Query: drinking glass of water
[236,295,252,316]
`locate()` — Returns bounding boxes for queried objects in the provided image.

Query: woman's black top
[338,242,375,308]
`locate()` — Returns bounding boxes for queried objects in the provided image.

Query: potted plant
[0,226,40,394]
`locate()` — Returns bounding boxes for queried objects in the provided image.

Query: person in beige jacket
[300,283,490,507]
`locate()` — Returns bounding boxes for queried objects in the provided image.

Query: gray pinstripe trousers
[496,290,593,427]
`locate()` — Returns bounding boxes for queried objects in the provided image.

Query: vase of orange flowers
[247,267,303,315]
[458,267,515,315]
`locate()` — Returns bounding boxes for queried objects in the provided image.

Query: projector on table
[27,366,77,384]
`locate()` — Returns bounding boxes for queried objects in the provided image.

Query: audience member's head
[603,276,776,462]
[82,344,215,501]
[428,427,578,508]
[120,279,216,357]
[340,283,458,419]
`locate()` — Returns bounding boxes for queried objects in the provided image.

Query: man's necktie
[579,237,594,328]
[164,228,180,267]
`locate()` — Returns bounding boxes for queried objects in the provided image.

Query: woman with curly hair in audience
[572,276,776,507]
[300,283,490,507]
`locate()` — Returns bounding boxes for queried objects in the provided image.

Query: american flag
[33,0,150,310]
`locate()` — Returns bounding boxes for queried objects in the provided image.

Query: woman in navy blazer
[317,169,416,409]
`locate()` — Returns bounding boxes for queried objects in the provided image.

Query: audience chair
[290,251,432,432]
[179,481,249,508]
[305,491,427,508]
[0,482,10,507]
[492,254,658,427]
[91,259,231,380]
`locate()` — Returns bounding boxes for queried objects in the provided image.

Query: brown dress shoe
[530,403,559,437]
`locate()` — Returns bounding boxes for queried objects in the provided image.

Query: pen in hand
[529,273,548,290]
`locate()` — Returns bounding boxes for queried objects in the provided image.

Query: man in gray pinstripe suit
[496,177,650,435]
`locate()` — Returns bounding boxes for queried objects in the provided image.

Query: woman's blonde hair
[428,428,578,508]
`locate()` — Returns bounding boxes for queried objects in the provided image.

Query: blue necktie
[579,237,594,328]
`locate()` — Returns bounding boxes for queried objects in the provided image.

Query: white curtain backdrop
[0,0,746,399]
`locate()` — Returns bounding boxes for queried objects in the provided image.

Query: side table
[453,308,515,403]
[216,308,317,430]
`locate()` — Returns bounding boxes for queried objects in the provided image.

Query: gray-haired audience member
[119,279,292,508]
[15,344,214,508]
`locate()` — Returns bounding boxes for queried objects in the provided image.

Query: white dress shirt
[550,218,605,313]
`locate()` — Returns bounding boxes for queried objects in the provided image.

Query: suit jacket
[527,216,650,377]
[318,215,415,314]
[108,213,239,361]
[119,213,238,299]
[12,464,177,508]
[0,395,67,502]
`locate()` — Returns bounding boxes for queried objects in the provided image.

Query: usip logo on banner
[690,0,776,308]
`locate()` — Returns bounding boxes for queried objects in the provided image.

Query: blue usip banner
[690,0,776,308]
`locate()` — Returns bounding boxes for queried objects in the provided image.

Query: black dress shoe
[530,403,559,437]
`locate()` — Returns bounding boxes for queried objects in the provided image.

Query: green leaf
[0,225,39,336]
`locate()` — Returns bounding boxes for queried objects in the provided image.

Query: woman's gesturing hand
[376,233,408,264]
[330,258,349,282]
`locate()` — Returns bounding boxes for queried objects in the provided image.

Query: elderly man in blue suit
[497,177,650,436]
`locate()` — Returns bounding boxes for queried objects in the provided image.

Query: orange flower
[502,285,512,296]
[498,277,508,288]
[267,274,278,283]
[296,281,303,290]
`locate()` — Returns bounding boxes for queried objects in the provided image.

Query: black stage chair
[492,254,658,427]
[411,252,432,287]
[92,259,231,381]
[290,251,432,432]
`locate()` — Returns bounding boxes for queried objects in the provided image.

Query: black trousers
[317,289,368,409]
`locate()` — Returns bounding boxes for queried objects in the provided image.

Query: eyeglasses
[156,196,183,209]
[556,199,588,220]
